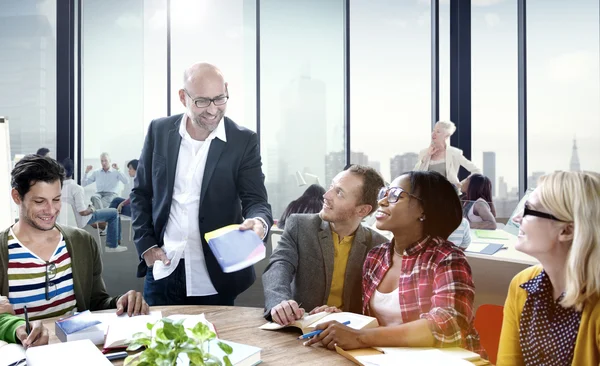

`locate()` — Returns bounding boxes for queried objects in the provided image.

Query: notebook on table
[336,346,489,366]
[26,339,112,366]
[260,311,378,334]
[464,243,506,255]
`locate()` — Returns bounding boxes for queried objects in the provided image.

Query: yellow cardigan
[497,265,600,365]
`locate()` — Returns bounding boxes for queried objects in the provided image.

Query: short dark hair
[36,147,50,157]
[127,159,139,171]
[405,170,462,239]
[61,157,74,178]
[278,184,326,229]
[347,165,385,215]
[11,155,65,199]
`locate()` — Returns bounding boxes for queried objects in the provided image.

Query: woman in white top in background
[414,121,481,187]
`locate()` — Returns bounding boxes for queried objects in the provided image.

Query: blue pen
[298,320,351,339]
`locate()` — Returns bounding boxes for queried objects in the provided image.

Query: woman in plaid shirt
[307,171,486,358]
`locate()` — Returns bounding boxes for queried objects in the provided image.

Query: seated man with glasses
[263,165,388,325]
[0,155,149,344]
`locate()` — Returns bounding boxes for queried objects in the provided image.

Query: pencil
[24,305,31,335]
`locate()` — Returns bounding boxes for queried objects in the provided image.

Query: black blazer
[130,114,273,297]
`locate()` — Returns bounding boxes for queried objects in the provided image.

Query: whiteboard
[0,117,15,228]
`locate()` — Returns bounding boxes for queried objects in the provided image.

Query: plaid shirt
[362,236,486,358]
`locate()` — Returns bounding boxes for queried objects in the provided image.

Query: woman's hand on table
[304,320,365,350]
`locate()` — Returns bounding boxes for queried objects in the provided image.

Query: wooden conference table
[465,229,538,308]
[44,305,354,365]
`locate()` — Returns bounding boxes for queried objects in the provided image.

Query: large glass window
[527,0,600,187]
[350,0,431,183]
[0,0,56,160]
[472,0,519,218]
[260,0,345,218]
[81,0,167,199]
[170,0,256,131]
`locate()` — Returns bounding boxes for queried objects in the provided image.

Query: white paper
[153,244,185,280]
[0,341,26,366]
[465,243,489,253]
[26,339,111,366]
[356,350,472,366]
[88,310,162,335]
[309,312,375,330]
[376,347,480,361]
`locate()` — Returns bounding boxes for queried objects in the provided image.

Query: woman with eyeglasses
[305,171,486,357]
[497,171,600,366]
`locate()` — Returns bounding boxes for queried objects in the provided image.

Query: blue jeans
[109,197,131,216]
[144,260,235,306]
[88,208,121,248]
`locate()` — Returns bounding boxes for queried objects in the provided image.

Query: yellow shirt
[326,230,354,308]
[497,265,600,366]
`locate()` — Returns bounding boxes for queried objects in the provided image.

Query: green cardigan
[0,224,122,342]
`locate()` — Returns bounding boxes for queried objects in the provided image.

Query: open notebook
[0,339,112,366]
[260,311,378,334]
[337,346,488,366]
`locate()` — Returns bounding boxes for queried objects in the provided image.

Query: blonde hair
[435,121,457,146]
[537,171,600,311]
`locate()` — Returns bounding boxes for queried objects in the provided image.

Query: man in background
[131,62,272,306]
[109,159,138,217]
[83,152,128,210]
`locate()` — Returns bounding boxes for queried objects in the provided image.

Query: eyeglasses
[183,89,229,108]
[523,203,564,222]
[378,186,422,204]
[45,262,57,301]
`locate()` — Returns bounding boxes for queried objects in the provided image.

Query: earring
[419,217,425,222]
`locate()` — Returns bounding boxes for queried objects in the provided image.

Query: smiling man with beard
[131,63,272,306]
[262,165,388,325]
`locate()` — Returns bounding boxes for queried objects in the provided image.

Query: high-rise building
[483,152,496,197]
[528,171,546,190]
[390,153,418,181]
[325,150,345,187]
[498,176,508,199]
[569,138,581,172]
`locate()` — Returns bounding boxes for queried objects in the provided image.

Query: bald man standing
[131,63,272,306]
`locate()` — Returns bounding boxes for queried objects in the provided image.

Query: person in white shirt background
[62,158,126,252]
[83,152,129,210]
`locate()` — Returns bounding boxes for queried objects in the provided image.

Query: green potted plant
[124,317,233,366]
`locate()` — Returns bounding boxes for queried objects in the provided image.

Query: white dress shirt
[82,168,128,193]
[160,115,229,296]
[61,179,93,228]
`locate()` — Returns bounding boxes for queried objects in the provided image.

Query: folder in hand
[205,225,266,273]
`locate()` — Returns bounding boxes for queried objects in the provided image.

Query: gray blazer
[262,214,388,319]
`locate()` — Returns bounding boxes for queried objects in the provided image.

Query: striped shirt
[7,228,77,320]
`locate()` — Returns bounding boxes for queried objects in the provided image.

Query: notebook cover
[466,243,505,255]
[55,310,102,334]
[205,226,266,273]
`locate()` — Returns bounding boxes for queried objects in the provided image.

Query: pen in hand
[24,305,31,335]
[298,320,351,340]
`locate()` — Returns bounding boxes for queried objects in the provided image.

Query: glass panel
[170,0,256,131]
[527,0,600,187]
[81,0,167,201]
[471,0,519,219]
[350,0,431,184]
[260,0,345,218]
[0,0,56,160]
